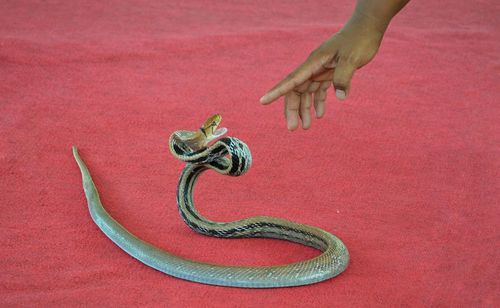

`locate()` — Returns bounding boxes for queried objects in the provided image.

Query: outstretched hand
[260,14,386,131]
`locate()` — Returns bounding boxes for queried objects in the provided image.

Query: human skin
[260,0,411,131]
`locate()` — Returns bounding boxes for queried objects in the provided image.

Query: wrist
[339,10,387,43]
[350,4,393,35]
[351,0,409,34]
[350,0,410,34]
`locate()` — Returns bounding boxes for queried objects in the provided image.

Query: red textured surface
[1,0,499,306]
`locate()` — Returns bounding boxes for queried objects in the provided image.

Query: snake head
[200,114,227,144]
[172,114,227,152]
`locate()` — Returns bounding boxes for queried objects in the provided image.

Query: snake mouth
[212,127,227,139]
[203,127,227,148]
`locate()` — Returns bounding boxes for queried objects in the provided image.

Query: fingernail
[335,89,346,100]
[315,105,324,118]
[287,118,297,131]
[259,94,269,104]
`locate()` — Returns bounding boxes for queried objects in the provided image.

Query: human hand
[260,14,386,131]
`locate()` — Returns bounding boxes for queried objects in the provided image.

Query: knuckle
[346,53,359,66]
[308,49,318,58]
[308,46,324,59]
[320,81,331,90]
[337,53,349,63]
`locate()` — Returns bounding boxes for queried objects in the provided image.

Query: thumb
[333,60,356,100]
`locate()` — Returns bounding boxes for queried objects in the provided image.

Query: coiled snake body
[73,114,349,288]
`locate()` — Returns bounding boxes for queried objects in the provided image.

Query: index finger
[260,58,321,105]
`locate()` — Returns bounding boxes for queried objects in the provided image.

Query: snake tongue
[206,127,227,143]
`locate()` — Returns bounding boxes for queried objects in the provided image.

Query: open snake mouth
[209,127,228,141]
[172,127,228,154]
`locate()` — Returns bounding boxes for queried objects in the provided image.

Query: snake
[72,114,349,288]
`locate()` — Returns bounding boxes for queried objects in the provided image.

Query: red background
[1,0,499,306]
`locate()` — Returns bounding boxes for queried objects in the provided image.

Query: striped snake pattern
[72,119,349,288]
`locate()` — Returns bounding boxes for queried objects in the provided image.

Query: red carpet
[1,1,498,306]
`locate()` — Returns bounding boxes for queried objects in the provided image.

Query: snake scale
[73,114,349,288]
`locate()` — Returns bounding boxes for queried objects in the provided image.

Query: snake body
[73,114,349,288]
